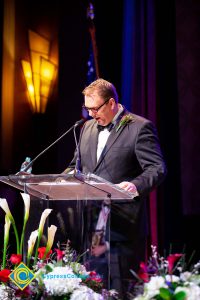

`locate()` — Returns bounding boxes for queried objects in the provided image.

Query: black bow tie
[97,123,114,132]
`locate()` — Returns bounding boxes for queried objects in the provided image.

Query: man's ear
[110,98,116,109]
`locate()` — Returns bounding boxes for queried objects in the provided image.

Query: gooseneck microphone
[18,119,85,174]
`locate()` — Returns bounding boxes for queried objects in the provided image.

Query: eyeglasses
[82,98,110,114]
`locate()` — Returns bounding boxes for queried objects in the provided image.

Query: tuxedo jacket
[68,108,167,244]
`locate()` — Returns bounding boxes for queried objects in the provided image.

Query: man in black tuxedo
[66,78,167,298]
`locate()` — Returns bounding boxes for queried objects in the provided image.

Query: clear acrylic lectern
[0,172,135,201]
[0,172,136,289]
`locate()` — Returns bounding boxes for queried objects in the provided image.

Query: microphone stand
[73,124,82,174]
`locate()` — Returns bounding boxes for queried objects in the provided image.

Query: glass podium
[0,172,135,201]
[0,172,136,289]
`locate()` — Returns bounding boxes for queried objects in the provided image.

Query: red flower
[167,254,182,274]
[15,286,32,298]
[10,254,22,264]
[54,248,65,260]
[138,262,149,282]
[89,271,97,277]
[0,269,11,282]
[89,271,102,283]
[38,247,52,259]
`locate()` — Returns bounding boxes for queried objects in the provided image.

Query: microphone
[18,119,85,174]
[74,119,85,127]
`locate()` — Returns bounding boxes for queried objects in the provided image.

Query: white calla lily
[43,225,57,259]
[28,230,38,255]
[4,214,11,237]
[34,208,53,264]
[38,209,52,233]
[3,215,11,268]
[0,198,19,253]
[27,229,38,266]
[20,192,30,221]
[0,198,13,220]
[20,193,31,254]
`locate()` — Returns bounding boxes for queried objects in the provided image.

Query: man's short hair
[82,78,118,103]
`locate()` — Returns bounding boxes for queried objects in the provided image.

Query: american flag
[86,43,97,85]
[82,3,99,119]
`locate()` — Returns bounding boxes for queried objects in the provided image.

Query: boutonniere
[116,114,133,132]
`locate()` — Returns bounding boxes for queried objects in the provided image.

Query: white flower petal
[0,198,12,217]
[20,192,30,219]
[43,266,81,296]
[165,274,180,282]
[46,225,57,251]
[71,286,104,300]
[28,230,38,254]
[4,214,11,237]
[38,209,52,232]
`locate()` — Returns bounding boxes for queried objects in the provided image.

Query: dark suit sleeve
[132,120,167,196]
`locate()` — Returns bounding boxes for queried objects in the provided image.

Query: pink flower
[38,247,52,259]
[0,269,11,282]
[167,254,182,274]
[54,248,65,260]
[9,254,22,264]
[138,262,149,282]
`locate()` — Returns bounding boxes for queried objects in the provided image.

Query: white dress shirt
[96,104,123,162]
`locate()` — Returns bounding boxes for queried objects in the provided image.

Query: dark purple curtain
[176,0,200,216]
[122,0,200,257]
[122,0,159,250]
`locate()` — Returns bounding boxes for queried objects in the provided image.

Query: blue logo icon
[9,262,35,290]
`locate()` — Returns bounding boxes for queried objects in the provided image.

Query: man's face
[84,92,116,126]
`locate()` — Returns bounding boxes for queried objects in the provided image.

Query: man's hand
[91,244,107,257]
[117,181,138,195]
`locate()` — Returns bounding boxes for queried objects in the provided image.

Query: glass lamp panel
[21,60,36,112]
[29,30,50,56]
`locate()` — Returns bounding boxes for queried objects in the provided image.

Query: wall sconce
[22,30,57,113]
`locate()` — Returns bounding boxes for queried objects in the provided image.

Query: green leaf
[159,288,172,300]
[173,291,187,300]
[45,264,53,273]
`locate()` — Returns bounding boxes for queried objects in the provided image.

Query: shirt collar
[112,104,124,124]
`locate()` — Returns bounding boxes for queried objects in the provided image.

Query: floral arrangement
[130,245,200,300]
[0,194,118,300]
[116,114,133,132]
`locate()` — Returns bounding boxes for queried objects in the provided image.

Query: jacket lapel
[89,122,99,168]
[93,111,131,172]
